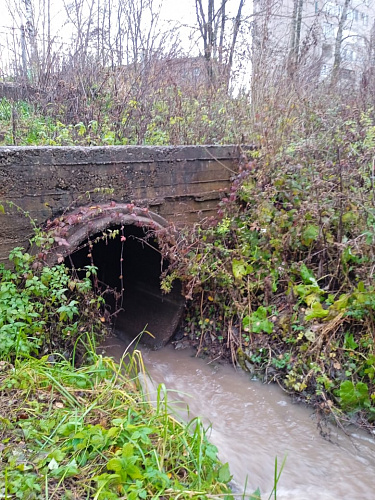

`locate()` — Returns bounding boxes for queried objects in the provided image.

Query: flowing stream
[101,337,375,500]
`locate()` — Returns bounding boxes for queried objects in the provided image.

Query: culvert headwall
[47,203,185,349]
[0,144,248,264]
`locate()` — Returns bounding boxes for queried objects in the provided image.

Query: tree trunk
[227,0,245,84]
[218,0,226,63]
[331,0,350,83]
[195,0,245,85]
[23,0,39,82]
[295,0,304,60]
[288,0,303,75]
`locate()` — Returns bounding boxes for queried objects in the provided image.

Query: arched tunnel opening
[64,224,185,349]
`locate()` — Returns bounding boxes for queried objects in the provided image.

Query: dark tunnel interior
[65,224,185,348]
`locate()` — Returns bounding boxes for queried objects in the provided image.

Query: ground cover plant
[0,355,236,499]
[0,247,104,363]
[160,94,375,432]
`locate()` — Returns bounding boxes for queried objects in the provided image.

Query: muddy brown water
[100,338,375,500]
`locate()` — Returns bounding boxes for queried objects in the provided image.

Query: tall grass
[0,343,238,499]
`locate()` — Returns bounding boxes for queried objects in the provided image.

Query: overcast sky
[1,0,251,45]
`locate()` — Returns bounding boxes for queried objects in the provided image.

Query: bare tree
[227,0,245,80]
[194,0,246,84]
[5,0,65,86]
[5,0,40,81]
[23,0,39,79]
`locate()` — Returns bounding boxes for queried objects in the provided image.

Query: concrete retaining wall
[0,145,246,262]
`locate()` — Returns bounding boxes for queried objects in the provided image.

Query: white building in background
[319,0,374,79]
[253,0,375,81]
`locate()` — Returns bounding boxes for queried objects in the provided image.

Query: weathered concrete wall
[0,145,245,262]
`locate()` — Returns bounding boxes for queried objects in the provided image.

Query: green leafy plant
[0,354,236,499]
[156,93,375,431]
[338,381,371,411]
[0,248,103,360]
[243,307,274,335]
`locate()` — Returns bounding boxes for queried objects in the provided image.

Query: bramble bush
[161,97,375,429]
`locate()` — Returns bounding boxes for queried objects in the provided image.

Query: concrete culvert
[54,205,185,349]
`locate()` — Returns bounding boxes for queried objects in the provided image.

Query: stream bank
[101,336,375,500]
[158,122,375,431]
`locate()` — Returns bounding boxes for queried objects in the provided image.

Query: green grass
[0,350,236,499]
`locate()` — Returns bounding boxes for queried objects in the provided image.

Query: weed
[0,353,235,499]
[157,100,375,431]
[0,248,104,362]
